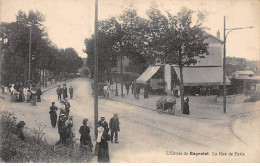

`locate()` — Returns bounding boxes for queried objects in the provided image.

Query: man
[49,102,58,127]
[64,98,71,119]
[56,86,62,101]
[69,85,74,99]
[36,86,42,102]
[98,117,109,133]
[57,114,67,145]
[125,82,130,95]
[109,113,120,143]
[62,84,68,99]
[65,116,75,147]
[135,84,140,99]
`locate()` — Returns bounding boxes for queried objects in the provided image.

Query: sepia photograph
[0,0,260,163]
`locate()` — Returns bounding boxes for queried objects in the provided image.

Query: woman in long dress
[183,96,190,115]
[97,125,110,163]
[79,119,93,151]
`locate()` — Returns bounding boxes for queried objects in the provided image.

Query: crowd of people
[3,82,42,106]
[51,85,120,163]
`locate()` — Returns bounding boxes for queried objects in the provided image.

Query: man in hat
[109,113,120,143]
[98,117,109,133]
[56,85,62,100]
[49,102,58,127]
[57,114,67,145]
[62,84,68,99]
[64,98,71,119]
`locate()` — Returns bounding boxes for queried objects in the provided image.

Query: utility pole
[94,0,99,139]
[28,25,32,84]
[120,53,124,97]
[0,38,3,88]
[223,16,254,113]
[223,16,226,113]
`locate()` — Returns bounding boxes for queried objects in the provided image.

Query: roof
[173,66,231,86]
[136,66,161,84]
[205,32,224,43]
[235,71,255,75]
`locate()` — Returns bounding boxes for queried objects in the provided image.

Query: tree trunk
[180,65,184,113]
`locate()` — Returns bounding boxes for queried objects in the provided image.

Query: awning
[136,66,161,84]
[173,66,231,86]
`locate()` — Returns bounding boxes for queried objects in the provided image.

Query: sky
[0,0,260,61]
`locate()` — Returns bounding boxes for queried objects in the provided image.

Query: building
[136,31,231,95]
[234,70,255,78]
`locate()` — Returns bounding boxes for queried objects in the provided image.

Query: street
[1,78,259,162]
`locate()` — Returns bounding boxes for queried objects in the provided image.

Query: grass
[0,111,93,163]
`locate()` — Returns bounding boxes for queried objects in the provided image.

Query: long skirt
[97,147,110,163]
[183,102,190,115]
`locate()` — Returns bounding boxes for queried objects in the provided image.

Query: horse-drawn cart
[156,96,176,115]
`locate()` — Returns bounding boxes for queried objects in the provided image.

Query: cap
[100,117,105,120]
[60,114,66,117]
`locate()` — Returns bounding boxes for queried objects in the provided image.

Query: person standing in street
[135,84,140,99]
[56,85,62,101]
[62,84,68,99]
[97,124,110,163]
[69,85,74,99]
[36,86,42,102]
[57,114,67,145]
[125,82,130,95]
[144,85,149,99]
[109,113,120,143]
[49,102,58,127]
[64,98,71,119]
[98,117,109,133]
[79,118,93,151]
[183,96,190,115]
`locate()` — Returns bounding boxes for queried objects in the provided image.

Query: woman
[97,125,110,163]
[79,119,93,151]
[65,116,75,148]
[183,96,190,115]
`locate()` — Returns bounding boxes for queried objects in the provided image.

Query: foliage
[0,10,83,86]
[0,111,92,163]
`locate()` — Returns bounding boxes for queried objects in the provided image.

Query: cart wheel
[169,108,174,115]
[157,109,163,114]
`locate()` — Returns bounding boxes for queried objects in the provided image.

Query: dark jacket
[49,105,58,115]
[109,117,120,131]
[58,118,66,134]
[56,87,62,95]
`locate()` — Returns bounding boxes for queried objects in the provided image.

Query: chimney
[217,30,220,39]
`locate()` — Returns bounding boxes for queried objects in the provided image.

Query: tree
[164,8,209,113]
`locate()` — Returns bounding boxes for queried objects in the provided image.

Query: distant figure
[64,98,71,119]
[69,85,74,99]
[183,96,190,115]
[59,103,66,115]
[97,125,110,163]
[1,85,4,95]
[36,86,42,102]
[56,86,62,101]
[30,87,37,106]
[62,84,68,99]
[57,114,67,145]
[49,102,58,127]
[135,85,140,99]
[109,113,120,143]
[144,85,149,99]
[79,118,93,151]
[125,82,130,95]
[131,82,135,94]
[15,121,26,141]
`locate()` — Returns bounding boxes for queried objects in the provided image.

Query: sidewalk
[109,82,260,120]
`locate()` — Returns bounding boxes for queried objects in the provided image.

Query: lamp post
[93,0,99,139]
[223,16,254,113]
[28,24,32,84]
